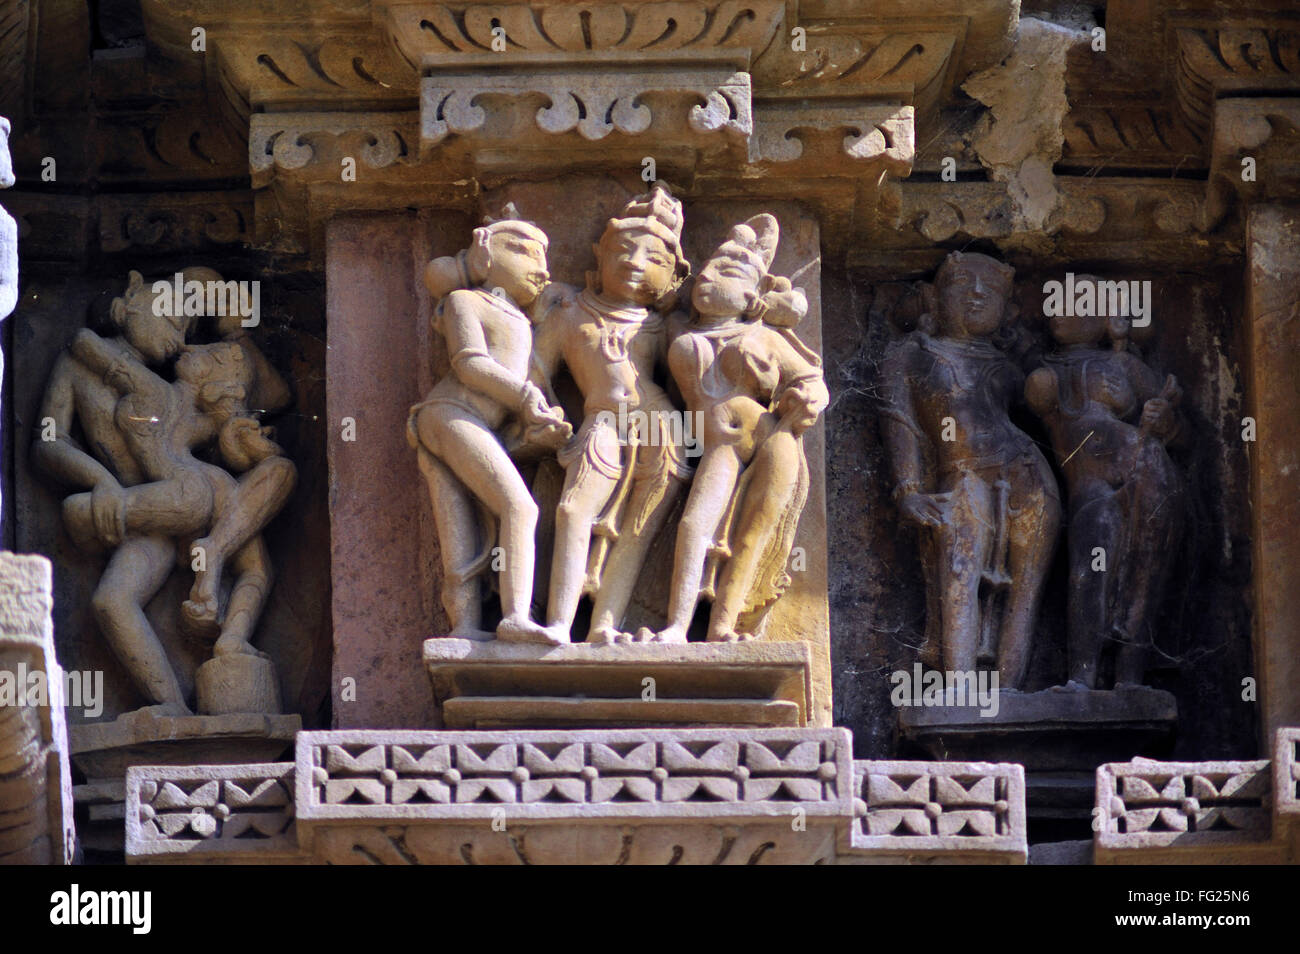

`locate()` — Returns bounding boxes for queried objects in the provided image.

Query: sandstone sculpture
[33,270,295,715]
[531,184,692,644]
[880,252,1060,689]
[645,214,826,643]
[408,213,571,644]
[1026,278,1186,689]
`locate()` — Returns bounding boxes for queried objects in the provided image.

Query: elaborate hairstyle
[423,204,549,300]
[708,213,808,328]
[589,182,691,303]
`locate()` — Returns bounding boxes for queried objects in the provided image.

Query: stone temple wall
[0,0,1297,866]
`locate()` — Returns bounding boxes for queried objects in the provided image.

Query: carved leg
[212,535,273,659]
[90,534,190,714]
[416,446,489,639]
[1115,463,1184,686]
[188,456,296,630]
[1065,491,1122,689]
[419,411,549,643]
[648,447,740,644]
[547,461,620,642]
[707,431,801,642]
[589,471,686,643]
[997,464,1061,689]
[934,471,993,673]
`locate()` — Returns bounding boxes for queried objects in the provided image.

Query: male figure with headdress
[879,251,1060,689]
[643,214,827,643]
[531,183,692,644]
[408,211,571,643]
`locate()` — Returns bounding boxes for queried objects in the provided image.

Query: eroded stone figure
[33,269,295,714]
[1026,278,1185,689]
[880,252,1060,689]
[408,213,571,643]
[645,214,826,643]
[531,184,693,644]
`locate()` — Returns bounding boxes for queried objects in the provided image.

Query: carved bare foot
[181,596,222,641]
[213,634,270,660]
[652,625,688,644]
[706,627,740,643]
[498,616,569,645]
[189,535,222,614]
[586,625,619,646]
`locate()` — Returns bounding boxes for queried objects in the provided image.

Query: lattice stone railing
[124,727,1033,864]
[126,763,299,863]
[1094,757,1272,852]
[849,760,1026,861]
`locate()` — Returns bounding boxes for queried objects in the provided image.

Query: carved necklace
[577,289,654,365]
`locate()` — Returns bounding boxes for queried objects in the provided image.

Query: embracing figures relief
[412,186,827,649]
[33,270,296,717]
[881,253,1188,700]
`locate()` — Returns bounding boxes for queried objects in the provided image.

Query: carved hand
[899,492,945,529]
[777,380,828,435]
[90,479,127,546]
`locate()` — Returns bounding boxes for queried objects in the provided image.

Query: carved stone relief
[32,269,297,718]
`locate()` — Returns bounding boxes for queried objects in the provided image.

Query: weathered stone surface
[1094,756,1274,859]
[899,687,1178,771]
[125,725,1030,864]
[0,552,75,864]
[327,212,470,729]
[1245,204,1300,745]
[69,710,300,782]
[425,638,814,727]
[125,762,300,864]
[846,758,1026,863]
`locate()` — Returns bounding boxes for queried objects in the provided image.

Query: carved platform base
[69,710,301,857]
[423,638,813,728]
[897,687,1179,771]
[125,727,1029,864]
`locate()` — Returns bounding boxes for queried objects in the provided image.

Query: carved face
[692,245,764,319]
[937,257,1012,338]
[0,118,12,189]
[114,291,188,364]
[176,342,251,412]
[597,229,675,306]
[1048,307,1108,346]
[481,232,550,307]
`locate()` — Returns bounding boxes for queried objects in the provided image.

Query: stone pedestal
[424,638,813,729]
[195,654,283,716]
[899,686,1178,838]
[898,687,1179,770]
